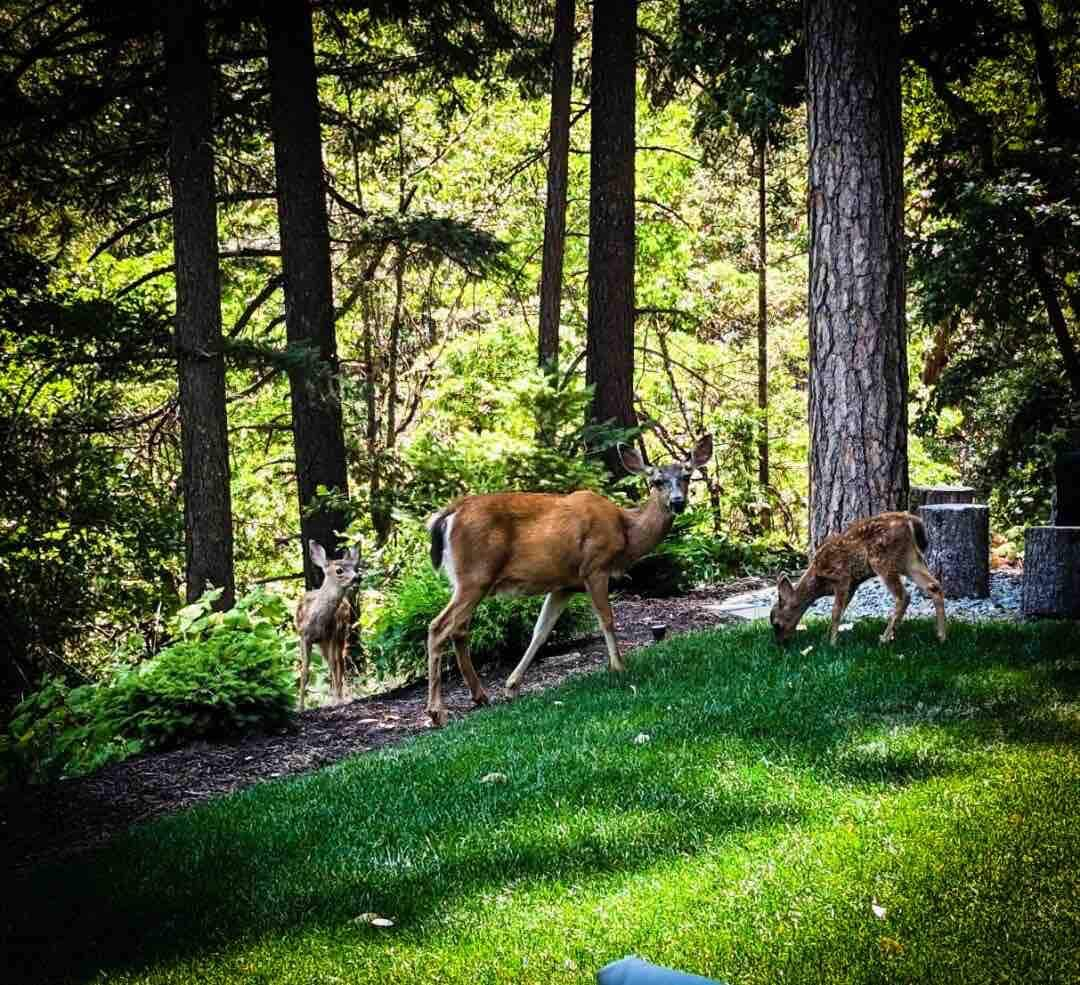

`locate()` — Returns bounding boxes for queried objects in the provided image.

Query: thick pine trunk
[805,0,908,551]
[1022,527,1080,618]
[266,3,350,588]
[166,0,235,609]
[538,0,574,373]
[919,504,990,598]
[586,0,638,476]
[756,138,769,493]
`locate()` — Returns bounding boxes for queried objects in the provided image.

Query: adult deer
[424,435,713,726]
[295,540,359,710]
[769,511,947,646]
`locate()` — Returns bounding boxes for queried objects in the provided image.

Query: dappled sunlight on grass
[7,619,1080,984]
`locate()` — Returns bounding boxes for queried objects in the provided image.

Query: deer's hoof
[879,632,894,644]
[504,681,521,700]
[473,688,490,707]
[428,707,449,728]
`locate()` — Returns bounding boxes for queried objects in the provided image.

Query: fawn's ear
[777,574,794,601]
[690,434,713,468]
[617,443,648,476]
[308,540,328,568]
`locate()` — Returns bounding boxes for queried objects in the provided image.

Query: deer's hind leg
[506,589,574,697]
[907,555,947,642]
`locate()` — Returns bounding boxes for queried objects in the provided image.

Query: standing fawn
[769,511,946,646]
[295,540,360,710]
[424,435,713,726]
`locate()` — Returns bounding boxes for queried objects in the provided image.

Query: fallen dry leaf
[354,912,394,928]
[633,733,651,745]
[872,900,887,919]
[480,772,508,784]
[800,645,814,656]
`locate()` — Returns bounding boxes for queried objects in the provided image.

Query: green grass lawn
[6,618,1080,985]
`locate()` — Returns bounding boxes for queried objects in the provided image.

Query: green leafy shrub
[6,589,296,784]
[627,509,807,596]
[366,563,595,678]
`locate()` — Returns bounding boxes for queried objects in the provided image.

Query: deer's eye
[336,567,343,575]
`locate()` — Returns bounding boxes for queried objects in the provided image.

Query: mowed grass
[6,619,1080,985]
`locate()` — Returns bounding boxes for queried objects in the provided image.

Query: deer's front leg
[829,582,852,645]
[298,637,312,712]
[584,572,624,672]
[877,571,910,643]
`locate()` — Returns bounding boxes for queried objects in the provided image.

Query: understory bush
[5,589,296,784]
[365,563,595,678]
[626,509,807,596]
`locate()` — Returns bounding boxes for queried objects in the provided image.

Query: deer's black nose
[670,498,686,513]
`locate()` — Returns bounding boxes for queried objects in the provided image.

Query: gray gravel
[733,570,1024,622]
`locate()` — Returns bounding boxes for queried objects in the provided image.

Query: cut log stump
[1022,527,1080,619]
[919,504,990,598]
[909,484,975,512]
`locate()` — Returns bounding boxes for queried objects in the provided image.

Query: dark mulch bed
[1,580,767,874]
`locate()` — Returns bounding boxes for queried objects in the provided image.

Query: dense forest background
[1,0,1077,709]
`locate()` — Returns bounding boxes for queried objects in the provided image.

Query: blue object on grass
[597,956,728,985]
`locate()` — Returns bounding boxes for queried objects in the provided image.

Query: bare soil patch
[2,580,765,873]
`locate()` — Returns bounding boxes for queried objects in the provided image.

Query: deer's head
[618,434,713,515]
[769,574,801,644]
[309,540,361,592]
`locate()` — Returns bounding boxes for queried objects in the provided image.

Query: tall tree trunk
[586,0,638,476]
[538,0,574,374]
[266,2,350,588]
[805,0,908,551]
[165,0,235,609]
[756,137,769,493]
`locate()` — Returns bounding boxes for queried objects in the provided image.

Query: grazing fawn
[295,540,359,710]
[770,511,946,646]
[422,436,714,726]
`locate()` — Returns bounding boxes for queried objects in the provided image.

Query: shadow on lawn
[5,618,1079,984]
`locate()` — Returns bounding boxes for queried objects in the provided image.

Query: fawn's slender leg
[298,637,311,711]
[876,570,910,643]
[829,581,852,645]
[506,589,574,696]
[584,572,624,672]
[453,628,489,708]
[329,636,345,702]
[426,585,485,726]
[908,558,947,642]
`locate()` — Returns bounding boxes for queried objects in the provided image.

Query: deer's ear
[309,540,328,568]
[617,443,648,476]
[777,574,794,601]
[690,434,713,468]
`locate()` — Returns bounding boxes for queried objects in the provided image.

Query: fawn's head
[309,540,360,592]
[769,574,802,644]
[617,434,713,514]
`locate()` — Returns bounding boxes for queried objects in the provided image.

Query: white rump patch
[442,513,458,591]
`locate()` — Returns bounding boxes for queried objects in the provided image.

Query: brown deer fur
[770,511,946,646]
[424,436,713,726]
[295,541,359,710]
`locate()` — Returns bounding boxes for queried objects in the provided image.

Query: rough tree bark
[1022,527,1080,618]
[586,0,638,476]
[756,137,769,494]
[919,504,990,599]
[266,2,350,588]
[805,0,908,551]
[165,0,235,608]
[538,0,574,374]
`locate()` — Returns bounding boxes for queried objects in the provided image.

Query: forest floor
[4,578,769,873]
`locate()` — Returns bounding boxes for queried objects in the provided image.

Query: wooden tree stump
[919,504,990,598]
[909,484,975,512]
[1022,527,1080,619]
